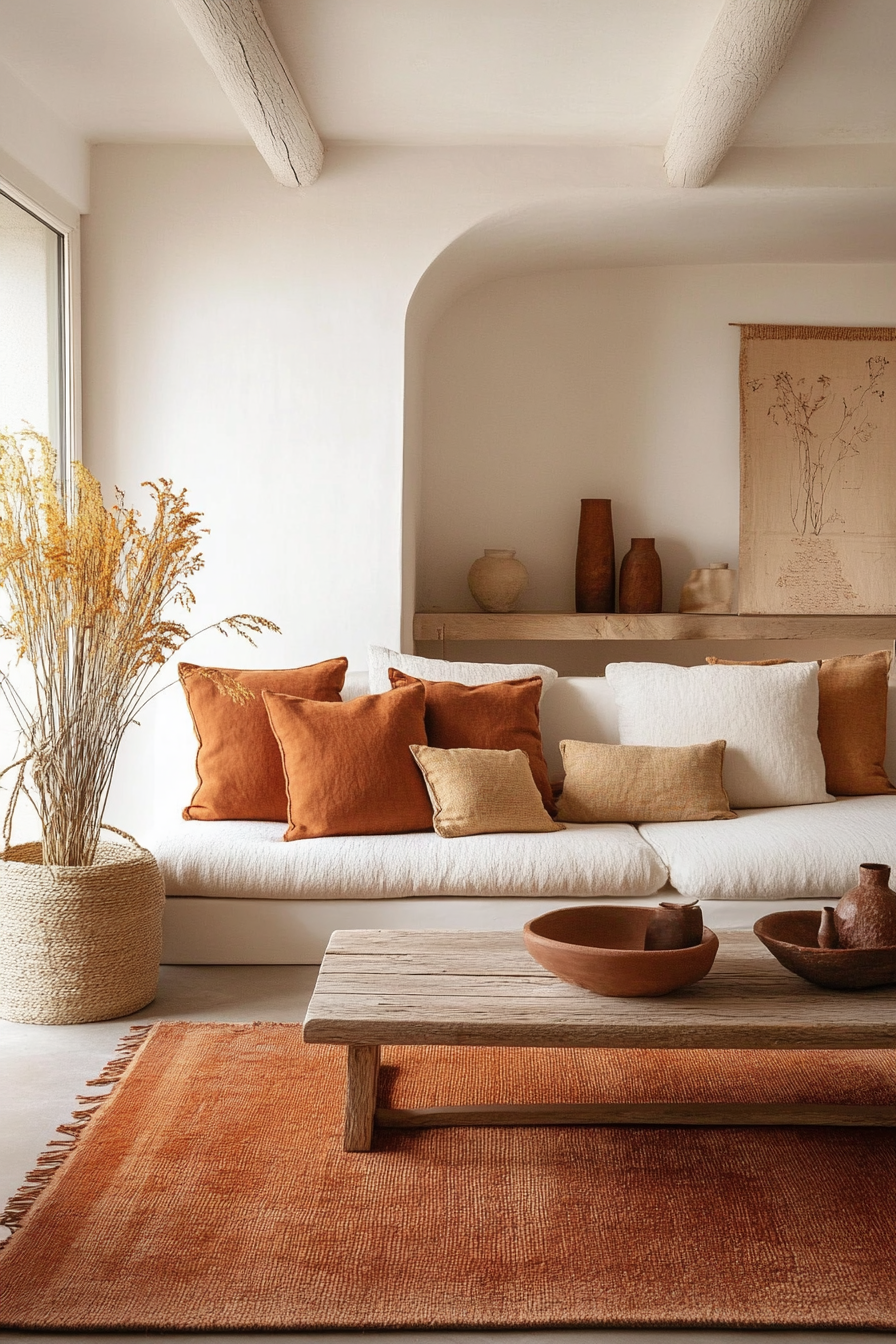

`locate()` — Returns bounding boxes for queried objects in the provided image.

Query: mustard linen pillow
[556,739,735,824]
[410,745,564,839]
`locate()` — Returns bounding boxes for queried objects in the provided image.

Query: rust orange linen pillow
[263,682,433,840]
[706,651,895,796]
[180,658,347,821]
[388,669,556,815]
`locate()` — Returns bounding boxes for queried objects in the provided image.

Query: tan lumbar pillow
[556,740,735,824]
[410,745,565,839]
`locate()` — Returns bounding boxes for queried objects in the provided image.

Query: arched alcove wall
[405,190,896,673]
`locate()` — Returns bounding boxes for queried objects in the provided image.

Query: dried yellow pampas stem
[0,429,278,866]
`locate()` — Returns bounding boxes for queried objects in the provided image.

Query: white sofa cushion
[640,796,896,902]
[156,818,668,901]
[538,676,620,780]
[367,646,558,698]
[605,661,832,809]
[341,669,371,701]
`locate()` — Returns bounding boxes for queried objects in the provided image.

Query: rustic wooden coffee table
[302,928,896,1151]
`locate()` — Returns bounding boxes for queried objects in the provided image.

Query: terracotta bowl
[523,905,719,998]
[754,911,896,991]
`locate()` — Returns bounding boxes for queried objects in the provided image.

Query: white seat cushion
[639,796,896,902]
[155,819,668,901]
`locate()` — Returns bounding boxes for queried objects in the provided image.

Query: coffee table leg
[344,1044,380,1151]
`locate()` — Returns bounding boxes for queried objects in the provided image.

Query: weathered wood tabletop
[302,928,896,1150]
[304,928,896,1050]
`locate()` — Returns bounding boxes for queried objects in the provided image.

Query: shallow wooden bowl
[523,905,719,998]
[754,911,896,991]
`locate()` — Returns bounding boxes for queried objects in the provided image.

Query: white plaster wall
[417,262,896,673]
[83,147,659,660]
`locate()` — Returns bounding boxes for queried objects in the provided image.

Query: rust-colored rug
[2,1021,896,1330]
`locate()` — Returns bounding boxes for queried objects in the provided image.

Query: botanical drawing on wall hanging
[738,324,896,615]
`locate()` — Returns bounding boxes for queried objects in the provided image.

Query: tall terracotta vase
[619,537,662,614]
[575,499,615,613]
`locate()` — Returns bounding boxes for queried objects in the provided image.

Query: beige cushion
[410,745,564,840]
[556,739,735,824]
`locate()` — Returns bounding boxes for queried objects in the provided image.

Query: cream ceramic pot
[467,549,529,613]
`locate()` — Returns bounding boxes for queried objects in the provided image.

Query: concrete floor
[0,963,892,1344]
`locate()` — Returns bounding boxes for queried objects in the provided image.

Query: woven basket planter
[0,838,165,1024]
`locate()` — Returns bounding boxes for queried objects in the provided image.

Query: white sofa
[156,671,896,964]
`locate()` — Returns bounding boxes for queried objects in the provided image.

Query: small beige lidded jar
[679,562,737,614]
[467,549,529,613]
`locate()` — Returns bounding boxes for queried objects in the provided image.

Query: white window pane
[0,190,62,447]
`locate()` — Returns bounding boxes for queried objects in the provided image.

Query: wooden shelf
[413,612,896,643]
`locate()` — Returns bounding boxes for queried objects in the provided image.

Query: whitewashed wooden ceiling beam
[664,0,815,188]
[170,0,323,186]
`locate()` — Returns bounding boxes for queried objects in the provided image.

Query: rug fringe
[0,1022,154,1244]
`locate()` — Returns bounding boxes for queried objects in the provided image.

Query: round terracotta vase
[0,838,166,1024]
[467,549,528,613]
[833,863,896,949]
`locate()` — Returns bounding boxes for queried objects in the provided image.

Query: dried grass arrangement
[0,429,277,867]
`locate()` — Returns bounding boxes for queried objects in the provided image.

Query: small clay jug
[644,900,703,951]
[817,906,839,949]
[619,538,662,614]
[833,864,896,949]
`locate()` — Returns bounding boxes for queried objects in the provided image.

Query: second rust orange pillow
[263,681,433,840]
[388,669,556,815]
[180,657,347,821]
[706,651,895,796]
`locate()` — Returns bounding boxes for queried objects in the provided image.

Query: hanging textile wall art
[738,324,896,615]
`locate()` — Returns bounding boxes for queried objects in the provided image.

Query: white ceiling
[0,0,894,149]
[0,0,249,142]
